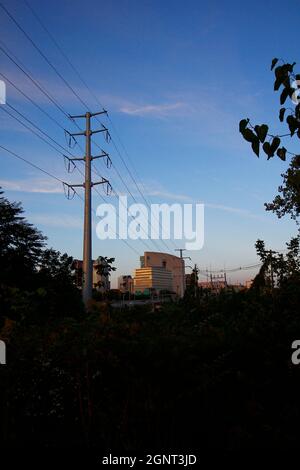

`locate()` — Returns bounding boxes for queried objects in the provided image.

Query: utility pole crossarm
[90,109,107,117]
[91,150,109,160]
[69,110,107,119]
[93,178,109,186]
[65,155,85,162]
[65,150,110,162]
[70,127,109,137]
[91,126,109,135]
[69,130,86,137]
[67,183,84,188]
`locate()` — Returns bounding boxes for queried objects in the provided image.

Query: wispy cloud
[3,69,190,120]
[205,202,265,220]
[130,180,265,220]
[145,188,194,202]
[120,101,188,117]
[0,178,62,194]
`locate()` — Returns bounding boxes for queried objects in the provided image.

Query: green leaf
[286,115,298,135]
[277,147,287,161]
[279,108,285,122]
[275,65,283,79]
[254,124,268,143]
[274,65,290,91]
[262,142,274,159]
[270,136,281,153]
[257,124,268,143]
[271,58,278,70]
[274,78,282,91]
[241,128,257,143]
[286,62,296,72]
[280,87,289,104]
[239,118,249,133]
[251,138,260,157]
[281,63,295,74]
[283,77,291,88]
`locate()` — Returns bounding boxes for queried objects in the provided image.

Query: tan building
[134,252,185,297]
[134,266,173,294]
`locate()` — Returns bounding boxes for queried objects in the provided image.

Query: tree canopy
[0,189,83,326]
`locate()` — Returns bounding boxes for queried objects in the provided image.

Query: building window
[162,261,166,268]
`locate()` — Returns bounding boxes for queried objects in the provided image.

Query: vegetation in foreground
[0,188,300,451]
[2,57,300,449]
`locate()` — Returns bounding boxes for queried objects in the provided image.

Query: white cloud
[120,101,187,117]
[0,178,62,194]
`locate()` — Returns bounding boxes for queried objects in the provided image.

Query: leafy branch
[239,59,300,160]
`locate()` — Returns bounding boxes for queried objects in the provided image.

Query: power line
[110,187,159,252]
[5,102,77,158]
[0,12,128,200]
[22,0,105,110]
[1,104,71,158]
[0,40,89,153]
[1,102,141,256]
[67,111,157,301]
[0,2,90,110]
[88,163,159,252]
[89,166,160,253]
[199,263,262,274]
[3,101,102,186]
[2,101,182,256]
[0,144,67,186]
[1,102,120,239]
[0,103,89,185]
[2,2,178,255]
[0,143,141,260]
[19,0,135,199]
[21,0,177,253]
[90,138,175,253]
[0,43,144,225]
[0,15,149,263]
[0,41,69,118]
[91,189,149,256]
[0,70,67,132]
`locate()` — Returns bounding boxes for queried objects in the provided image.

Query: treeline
[1,190,300,450]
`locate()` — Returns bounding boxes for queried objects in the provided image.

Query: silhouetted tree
[252,237,300,291]
[93,256,116,292]
[0,189,83,326]
[239,59,300,224]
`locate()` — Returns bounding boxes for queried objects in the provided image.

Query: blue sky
[0,0,299,286]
